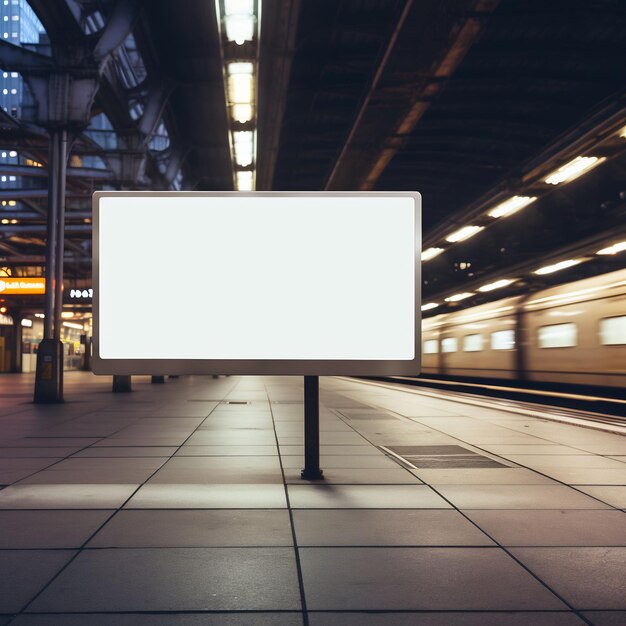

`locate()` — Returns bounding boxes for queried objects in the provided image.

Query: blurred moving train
[421,268,626,389]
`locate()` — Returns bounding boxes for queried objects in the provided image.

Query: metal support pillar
[301,375,324,480]
[151,375,165,384]
[34,129,67,403]
[112,375,132,392]
[9,311,22,373]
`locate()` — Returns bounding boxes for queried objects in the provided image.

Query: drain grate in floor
[385,445,509,469]
[222,401,250,405]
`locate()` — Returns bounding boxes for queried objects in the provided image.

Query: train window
[491,329,515,350]
[441,337,457,353]
[600,316,626,345]
[423,339,438,354]
[538,323,577,348]
[463,334,483,352]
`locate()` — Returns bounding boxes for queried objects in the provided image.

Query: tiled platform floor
[0,372,624,625]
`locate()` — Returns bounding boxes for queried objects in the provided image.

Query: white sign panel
[92,191,420,375]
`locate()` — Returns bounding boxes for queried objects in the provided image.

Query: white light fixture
[236,170,253,191]
[619,126,626,139]
[488,195,537,219]
[62,321,83,330]
[544,156,606,186]
[445,292,474,302]
[34,313,45,318]
[534,259,584,275]
[233,130,254,167]
[421,302,439,312]
[61,312,74,319]
[224,0,255,45]
[421,247,444,261]
[445,225,484,243]
[478,278,516,292]
[20,318,33,327]
[596,241,626,255]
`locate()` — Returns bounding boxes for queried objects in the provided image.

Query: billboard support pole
[301,375,324,480]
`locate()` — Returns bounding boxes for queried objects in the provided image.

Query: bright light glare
[63,321,83,330]
[619,126,626,139]
[488,196,537,219]
[236,170,253,191]
[20,318,32,327]
[445,292,474,302]
[227,62,253,75]
[233,130,254,167]
[544,156,605,186]
[596,241,626,255]
[232,104,253,123]
[478,278,515,292]
[445,225,484,243]
[534,259,584,275]
[421,247,444,261]
[228,73,253,104]
[223,0,255,45]
[61,312,74,319]
[421,302,439,311]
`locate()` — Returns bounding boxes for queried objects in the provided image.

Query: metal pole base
[112,375,132,392]
[33,339,64,403]
[151,375,165,384]
[301,375,324,480]
[301,467,324,480]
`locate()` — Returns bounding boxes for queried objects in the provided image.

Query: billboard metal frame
[92,191,421,376]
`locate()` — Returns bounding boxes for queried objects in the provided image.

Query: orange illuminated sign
[0,277,46,295]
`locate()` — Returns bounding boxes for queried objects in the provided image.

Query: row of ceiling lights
[421,128,626,263]
[421,238,626,312]
[420,124,626,313]
[217,0,260,191]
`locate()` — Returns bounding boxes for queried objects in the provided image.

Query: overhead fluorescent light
[544,156,606,186]
[62,321,83,330]
[421,247,444,261]
[421,302,439,312]
[233,130,254,167]
[236,170,253,191]
[445,225,484,243]
[488,196,537,219]
[224,0,255,45]
[478,278,516,292]
[534,259,584,275]
[445,292,474,302]
[596,241,626,255]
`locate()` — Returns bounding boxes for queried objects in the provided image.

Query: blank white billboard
[92,192,420,375]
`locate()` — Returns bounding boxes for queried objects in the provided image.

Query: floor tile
[0,549,75,612]
[293,509,493,546]
[28,548,301,612]
[287,484,450,508]
[465,510,626,546]
[281,455,398,469]
[89,509,293,547]
[176,445,279,456]
[12,615,303,626]
[576,486,626,509]
[510,547,626,609]
[285,468,421,484]
[582,612,626,625]
[307,612,584,625]
[435,485,611,509]
[0,484,137,509]
[299,547,565,610]
[0,510,112,548]
[411,468,555,485]
[126,484,287,508]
